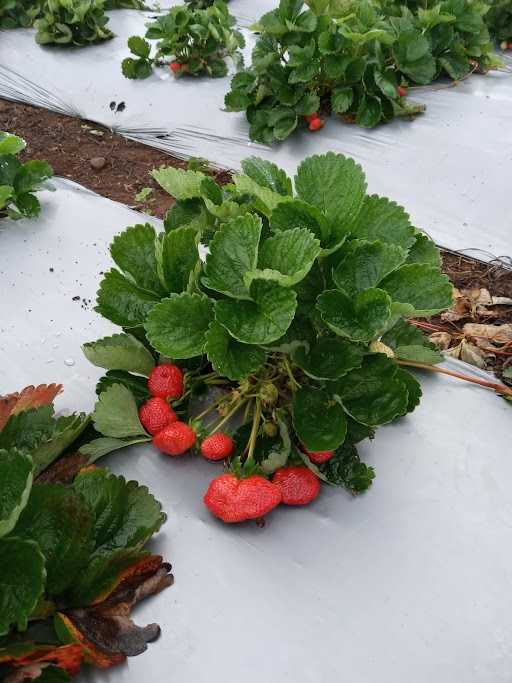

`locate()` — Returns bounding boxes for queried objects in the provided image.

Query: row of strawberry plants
[224,0,503,142]
[81,151,455,523]
[0,132,53,220]
[0,383,173,681]
[122,0,244,79]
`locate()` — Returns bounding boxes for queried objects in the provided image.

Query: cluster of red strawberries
[139,364,335,524]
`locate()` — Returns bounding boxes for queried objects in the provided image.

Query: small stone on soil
[90,156,106,170]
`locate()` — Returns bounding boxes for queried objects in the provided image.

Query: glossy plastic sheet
[0,180,511,682]
[0,7,511,257]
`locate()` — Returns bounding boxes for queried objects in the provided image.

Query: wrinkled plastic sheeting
[0,179,511,683]
[1,7,512,257]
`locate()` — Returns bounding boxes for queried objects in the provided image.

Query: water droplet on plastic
[64,358,75,367]
[45,359,54,365]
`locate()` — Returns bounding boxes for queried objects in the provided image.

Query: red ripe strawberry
[204,473,282,523]
[153,421,196,456]
[139,397,177,435]
[304,448,334,464]
[200,433,234,461]
[170,62,181,73]
[272,467,320,506]
[304,112,319,123]
[148,363,184,399]
[508,43,512,50]
[308,117,324,132]
[397,85,407,97]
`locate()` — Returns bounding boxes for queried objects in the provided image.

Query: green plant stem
[193,393,229,421]
[245,398,262,466]
[397,360,512,396]
[210,398,248,434]
[282,357,301,390]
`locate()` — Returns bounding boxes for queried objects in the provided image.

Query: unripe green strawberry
[153,421,196,456]
[204,473,281,523]
[272,466,320,505]
[148,363,184,399]
[139,397,177,435]
[200,433,234,461]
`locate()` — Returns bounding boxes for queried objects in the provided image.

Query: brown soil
[1,98,511,382]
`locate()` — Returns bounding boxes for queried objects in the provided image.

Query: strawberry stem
[245,399,262,466]
[397,359,512,396]
[209,399,248,435]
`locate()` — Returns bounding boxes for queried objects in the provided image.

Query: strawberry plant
[487,0,512,43]
[122,0,244,79]
[0,383,172,681]
[225,0,500,143]
[34,0,113,46]
[83,151,461,524]
[0,132,53,220]
[0,0,41,28]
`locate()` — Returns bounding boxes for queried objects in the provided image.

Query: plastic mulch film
[0,7,511,258]
[0,178,511,682]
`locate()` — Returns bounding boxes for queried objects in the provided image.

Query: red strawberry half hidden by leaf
[304,448,334,464]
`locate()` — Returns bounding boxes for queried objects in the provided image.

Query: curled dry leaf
[429,331,453,350]
[1,644,83,679]
[462,323,512,344]
[445,339,490,369]
[0,384,63,431]
[441,288,512,323]
[57,556,173,667]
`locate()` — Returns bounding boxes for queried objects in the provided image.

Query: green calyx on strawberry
[272,467,320,506]
[204,473,282,523]
[148,363,184,400]
[200,432,234,461]
[139,397,177,435]
[153,421,196,456]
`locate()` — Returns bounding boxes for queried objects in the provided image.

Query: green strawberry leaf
[294,152,367,239]
[0,132,26,155]
[215,280,297,345]
[0,406,55,453]
[151,166,205,200]
[380,264,453,317]
[32,413,90,476]
[396,368,422,413]
[83,333,155,377]
[73,468,166,553]
[249,227,321,288]
[406,232,442,266]
[95,269,159,328]
[205,321,266,381]
[110,224,165,296]
[350,195,416,250]
[332,239,407,296]
[317,288,392,341]
[79,435,152,463]
[333,355,409,426]
[269,199,330,243]
[293,337,365,380]
[0,538,46,636]
[145,293,214,358]
[240,157,292,196]
[293,386,347,451]
[318,440,375,493]
[160,225,200,294]
[331,86,354,113]
[91,383,148,439]
[0,448,33,538]
[232,174,287,216]
[96,370,150,406]
[15,484,94,596]
[202,214,262,299]
[381,318,442,365]
[35,666,71,682]
[66,546,147,607]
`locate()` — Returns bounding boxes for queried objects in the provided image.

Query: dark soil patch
[1,97,511,381]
